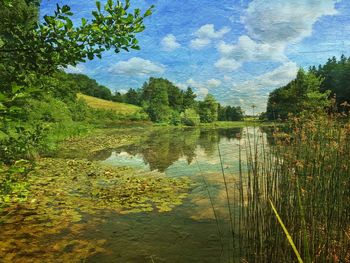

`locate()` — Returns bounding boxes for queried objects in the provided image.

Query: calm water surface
[86,127,266,263]
[1,126,268,263]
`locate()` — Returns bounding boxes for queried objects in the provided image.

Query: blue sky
[40,0,350,113]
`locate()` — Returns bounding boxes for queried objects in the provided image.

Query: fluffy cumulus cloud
[161,34,181,51]
[215,36,287,71]
[215,57,241,72]
[207,78,222,88]
[186,78,203,89]
[186,78,209,98]
[190,24,230,49]
[232,62,298,92]
[215,0,339,72]
[183,78,221,96]
[225,62,299,112]
[109,57,165,76]
[243,0,339,44]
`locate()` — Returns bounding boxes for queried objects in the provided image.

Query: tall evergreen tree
[183,87,197,109]
[198,94,218,123]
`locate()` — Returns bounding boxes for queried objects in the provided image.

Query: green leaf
[87,53,94,60]
[61,5,71,13]
[81,18,87,26]
[65,18,73,30]
[11,85,22,94]
[0,130,9,141]
[44,15,53,24]
[92,11,99,19]
[0,92,7,101]
[96,1,101,12]
[55,20,65,29]
[125,0,130,9]
[107,0,113,8]
[144,8,153,17]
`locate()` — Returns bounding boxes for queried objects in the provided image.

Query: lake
[0,126,268,263]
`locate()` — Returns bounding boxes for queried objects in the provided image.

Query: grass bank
[77,93,142,115]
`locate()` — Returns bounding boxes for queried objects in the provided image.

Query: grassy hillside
[77,93,141,115]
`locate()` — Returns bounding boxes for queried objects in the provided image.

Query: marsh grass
[236,112,350,262]
[216,112,350,262]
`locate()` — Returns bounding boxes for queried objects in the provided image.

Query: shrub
[181,108,200,126]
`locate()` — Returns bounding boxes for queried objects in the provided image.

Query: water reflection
[91,126,270,262]
[92,128,242,172]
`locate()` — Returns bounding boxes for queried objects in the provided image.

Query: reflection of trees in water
[90,148,113,161]
[92,128,243,172]
[198,128,242,157]
[198,129,220,157]
[141,129,200,172]
[217,128,242,141]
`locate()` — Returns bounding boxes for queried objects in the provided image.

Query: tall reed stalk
[232,112,350,262]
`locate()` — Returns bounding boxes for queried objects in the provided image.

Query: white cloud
[214,58,241,71]
[65,64,87,74]
[242,0,339,44]
[173,81,187,90]
[161,34,181,51]
[187,78,203,89]
[190,38,211,49]
[109,57,165,76]
[232,62,298,92]
[225,62,299,112]
[215,35,286,71]
[215,1,339,72]
[186,78,211,99]
[197,87,209,98]
[224,75,232,82]
[195,24,231,39]
[218,36,286,62]
[190,24,230,49]
[207,79,222,88]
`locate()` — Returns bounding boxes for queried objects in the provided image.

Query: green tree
[112,91,124,103]
[266,69,329,120]
[198,94,218,123]
[167,83,184,112]
[56,73,113,100]
[142,79,171,122]
[0,0,153,161]
[139,78,186,123]
[183,87,197,109]
[315,55,350,110]
[124,88,140,105]
[180,108,200,126]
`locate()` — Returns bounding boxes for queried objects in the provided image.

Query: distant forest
[266,55,350,120]
[61,73,244,124]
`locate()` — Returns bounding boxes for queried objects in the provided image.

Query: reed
[232,112,350,262]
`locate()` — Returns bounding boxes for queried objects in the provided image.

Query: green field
[77,93,142,115]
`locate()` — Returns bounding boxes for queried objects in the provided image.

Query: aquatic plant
[234,112,350,262]
[0,158,191,262]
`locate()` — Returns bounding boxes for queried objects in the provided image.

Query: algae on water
[0,158,192,262]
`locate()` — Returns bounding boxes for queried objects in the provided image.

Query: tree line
[55,72,244,125]
[0,0,243,164]
[107,77,244,124]
[265,55,350,120]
